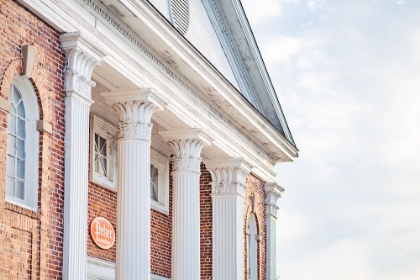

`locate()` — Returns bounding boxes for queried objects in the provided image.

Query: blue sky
[241,0,420,279]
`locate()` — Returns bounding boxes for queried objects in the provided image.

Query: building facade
[0,0,298,279]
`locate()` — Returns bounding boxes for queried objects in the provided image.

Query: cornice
[231,0,295,145]
[37,0,286,178]
[201,0,261,111]
[75,0,282,170]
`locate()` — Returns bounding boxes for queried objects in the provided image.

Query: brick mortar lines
[0,0,66,279]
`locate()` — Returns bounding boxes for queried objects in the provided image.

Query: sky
[241,0,420,279]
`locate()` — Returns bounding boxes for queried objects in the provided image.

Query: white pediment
[147,0,295,147]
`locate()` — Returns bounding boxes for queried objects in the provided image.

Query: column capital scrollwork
[101,88,168,140]
[159,129,212,173]
[264,182,285,219]
[61,32,107,103]
[204,158,252,197]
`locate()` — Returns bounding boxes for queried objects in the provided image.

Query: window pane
[95,134,99,150]
[17,101,25,118]
[17,138,25,159]
[7,134,16,155]
[99,135,106,156]
[98,156,107,177]
[150,165,159,201]
[11,86,21,104]
[94,154,100,173]
[7,155,15,176]
[18,118,25,139]
[17,159,25,180]
[6,176,15,196]
[15,180,24,200]
[8,115,16,134]
[94,133,108,178]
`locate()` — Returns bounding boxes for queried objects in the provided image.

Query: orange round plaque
[90,217,115,250]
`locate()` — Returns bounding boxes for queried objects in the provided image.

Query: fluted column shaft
[205,159,251,280]
[101,89,166,280]
[116,136,151,279]
[61,32,106,280]
[264,182,284,280]
[172,169,201,278]
[159,129,212,280]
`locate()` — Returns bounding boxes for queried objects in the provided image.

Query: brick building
[0,0,298,279]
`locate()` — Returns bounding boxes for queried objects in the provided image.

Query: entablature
[17,0,298,182]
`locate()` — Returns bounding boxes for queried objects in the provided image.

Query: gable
[148,0,240,90]
[147,0,295,147]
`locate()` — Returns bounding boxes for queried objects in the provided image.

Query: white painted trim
[231,0,295,144]
[150,148,170,215]
[5,76,40,211]
[90,114,118,191]
[201,0,261,111]
[17,0,297,182]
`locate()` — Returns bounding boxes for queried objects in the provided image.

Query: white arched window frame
[5,76,40,211]
[248,213,258,280]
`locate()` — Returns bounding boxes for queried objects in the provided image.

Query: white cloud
[306,0,325,10]
[241,0,300,25]
[259,36,302,67]
[243,1,420,279]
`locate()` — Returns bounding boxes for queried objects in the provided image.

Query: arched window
[5,76,39,210]
[248,213,258,280]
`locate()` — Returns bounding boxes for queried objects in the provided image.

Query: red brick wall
[150,162,172,277]
[87,163,173,278]
[0,1,66,279]
[87,183,118,262]
[244,175,267,280]
[200,163,213,280]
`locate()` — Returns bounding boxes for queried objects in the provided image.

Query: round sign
[90,217,115,250]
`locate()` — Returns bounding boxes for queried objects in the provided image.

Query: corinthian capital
[101,89,167,140]
[264,182,285,219]
[204,158,252,197]
[61,32,106,102]
[159,129,212,173]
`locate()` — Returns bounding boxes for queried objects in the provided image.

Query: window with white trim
[150,149,169,214]
[90,115,117,191]
[5,77,39,210]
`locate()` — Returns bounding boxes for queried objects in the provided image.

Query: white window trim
[87,256,171,280]
[151,148,170,215]
[5,77,39,211]
[90,114,117,191]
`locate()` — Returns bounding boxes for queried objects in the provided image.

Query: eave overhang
[17,0,298,164]
[106,0,298,162]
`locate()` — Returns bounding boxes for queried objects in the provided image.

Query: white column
[204,158,251,280]
[264,182,284,280]
[159,129,212,280]
[61,32,106,280]
[101,89,167,280]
